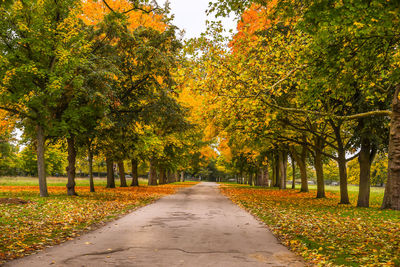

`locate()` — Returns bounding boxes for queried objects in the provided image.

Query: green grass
[0,176,150,187]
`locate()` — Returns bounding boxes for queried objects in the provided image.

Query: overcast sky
[166,0,238,39]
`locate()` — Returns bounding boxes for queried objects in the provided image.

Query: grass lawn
[0,176,197,264]
[220,183,399,266]
[0,176,151,187]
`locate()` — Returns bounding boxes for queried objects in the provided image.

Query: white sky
[166,0,238,39]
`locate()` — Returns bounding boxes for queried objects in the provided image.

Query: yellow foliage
[218,138,232,161]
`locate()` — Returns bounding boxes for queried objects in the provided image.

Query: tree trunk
[264,165,269,187]
[248,172,253,186]
[278,151,285,189]
[66,136,77,196]
[159,167,166,184]
[118,161,127,187]
[275,153,280,187]
[130,158,139,186]
[292,146,308,192]
[260,168,265,186]
[271,157,276,187]
[283,151,287,189]
[357,137,375,207]
[36,125,48,197]
[255,169,260,186]
[148,159,158,185]
[314,150,325,198]
[337,149,350,204]
[88,145,94,193]
[180,171,185,182]
[167,170,174,183]
[106,157,115,188]
[258,168,268,187]
[298,160,308,193]
[331,121,350,204]
[314,137,325,198]
[382,86,400,210]
[291,155,296,189]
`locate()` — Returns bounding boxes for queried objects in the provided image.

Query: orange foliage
[230,1,277,52]
[80,0,165,32]
[0,110,14,137]
[200,146,217,160]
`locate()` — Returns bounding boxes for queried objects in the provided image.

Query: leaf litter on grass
[220,185,400,266]
[0,182,198,263]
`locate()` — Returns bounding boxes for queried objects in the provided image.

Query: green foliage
[0,0,92,133]
[371,153,388,186]
[18,143,67,176]
[0,141,18,176]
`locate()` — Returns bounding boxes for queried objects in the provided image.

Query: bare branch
[102,0,115,13]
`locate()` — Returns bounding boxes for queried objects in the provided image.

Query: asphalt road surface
[6,182,304,267]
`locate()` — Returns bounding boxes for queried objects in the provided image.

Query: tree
[208,0,400,209]
[0,0,92,196]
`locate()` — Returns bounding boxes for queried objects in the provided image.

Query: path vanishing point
[6,182,304,267]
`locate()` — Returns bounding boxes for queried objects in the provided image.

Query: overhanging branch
[268,102,392,121]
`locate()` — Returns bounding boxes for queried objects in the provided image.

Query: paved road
[6,182,303,267]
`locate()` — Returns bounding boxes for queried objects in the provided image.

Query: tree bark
[167,170,174,183]
[275,153,280,187]
[264,165,269,187]
[283,151,287,189]
[180,171,185,182]
[36,125,48,197]
[357,137,376,207]
[118,161,127,187]
[314,137,325,198]
[337,149,350,204]
[88,144,94,192]
[331,121,350,204]
[66,136,77,196]
[291,155,296,189]
[255,168,261,186]
[174,172,179,182]
[382,86,400,210]
[148,159,158,185]
[291,146,309,192]
[106,157,115,188]
[158,167,166,184]
[258,167,268,187]
[248,172,253,186]
[130,158,139,186]
[271,156,276,187]
[278,151,285,189]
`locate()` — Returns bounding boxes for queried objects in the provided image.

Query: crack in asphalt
[63,246,243,263]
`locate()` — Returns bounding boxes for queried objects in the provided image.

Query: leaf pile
[0,183,197,263]
[220,185,400,266]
